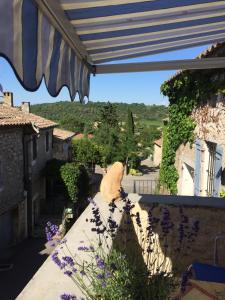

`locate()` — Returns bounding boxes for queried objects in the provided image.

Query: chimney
[3,92,13,107]
[21,101,30,113]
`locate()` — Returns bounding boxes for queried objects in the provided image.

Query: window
[32,136,37,160]
[45,132,49,152]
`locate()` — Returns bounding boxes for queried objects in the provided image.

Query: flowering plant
[46,197,199,300]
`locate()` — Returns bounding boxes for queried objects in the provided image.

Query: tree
[123,109,139,170]
[94,102,125,165]
[72,138,103,169]
[98,102,119,128]
[127,109,134,135]
[60,117,85,133]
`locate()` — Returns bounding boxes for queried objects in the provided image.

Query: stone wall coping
[128,193,225,208]
[17,193,125,300]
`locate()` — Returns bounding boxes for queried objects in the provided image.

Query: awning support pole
[94,57,225,74]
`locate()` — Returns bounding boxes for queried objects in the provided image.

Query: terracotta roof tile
[0,103,57,128]
[53,128,75,140]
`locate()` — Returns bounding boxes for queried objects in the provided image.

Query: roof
[53,128,76,140]
[0,104,30,126]
[0,103,57,128]
[73,133,94,140]
[166,42,225,83]
[154,138,162,147]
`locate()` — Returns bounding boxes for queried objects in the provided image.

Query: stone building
[0,92,57,262]
[53,128,75,161]
[166,44,225,197]
[153,138,162,167]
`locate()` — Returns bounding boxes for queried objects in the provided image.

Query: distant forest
[31,101,168,133]
[31,101,167,155]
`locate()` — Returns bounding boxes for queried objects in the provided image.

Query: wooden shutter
[194,139,202,196]
[213,144,223,197]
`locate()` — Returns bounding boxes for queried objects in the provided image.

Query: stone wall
[28,128,54,227]
[176,93,225,195]
[0,127,24,214]
[53,139,71,161]
[192,93,225,167]
[30,129,53,181]
[129,194,225,274]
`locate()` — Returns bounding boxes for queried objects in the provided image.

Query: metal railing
[129,179,168,195]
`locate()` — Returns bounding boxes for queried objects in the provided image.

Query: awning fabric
[1,1,225,101]
[61,0,225,64]
[0,0,90,101]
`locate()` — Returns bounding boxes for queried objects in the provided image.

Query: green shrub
[60,163,89,203]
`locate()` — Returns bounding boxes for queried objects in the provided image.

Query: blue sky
[0,45,208,106]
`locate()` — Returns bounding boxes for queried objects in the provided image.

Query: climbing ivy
[160,68,225,194]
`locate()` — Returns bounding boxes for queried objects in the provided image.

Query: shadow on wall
[113,197,225,276]
[112,212,147,273]
[137,198,225,273]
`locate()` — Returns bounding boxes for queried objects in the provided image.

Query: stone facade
[53,139,72,161]
[0,128,24,214]
[176,93,225,196]
[27,128,54,230]
[0,127,27,261]
[0,93,57,258]
[52,128,75,161]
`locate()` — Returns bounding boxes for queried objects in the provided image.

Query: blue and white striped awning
[0,0,91,101]
[61,0,225,64]
[1,0,225,100]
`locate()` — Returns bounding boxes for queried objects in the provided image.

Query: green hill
[31,101,168,133]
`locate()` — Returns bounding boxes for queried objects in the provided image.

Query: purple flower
[96,273,104,279]
[105,271,112,278]
[60,294,77,300]
[45,222,59,241]
[52,251,62,268]
[62,256,75,267]
[64,270,73,277]
[96,256,105,269]
[78,246,90,251]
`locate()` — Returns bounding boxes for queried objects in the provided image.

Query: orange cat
[100,162,124,202]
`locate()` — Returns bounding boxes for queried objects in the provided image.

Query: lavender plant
[46,197,199,300]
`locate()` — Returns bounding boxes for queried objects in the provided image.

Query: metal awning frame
[94,57,225,74]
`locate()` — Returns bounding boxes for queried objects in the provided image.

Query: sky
[0,45,209,106]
